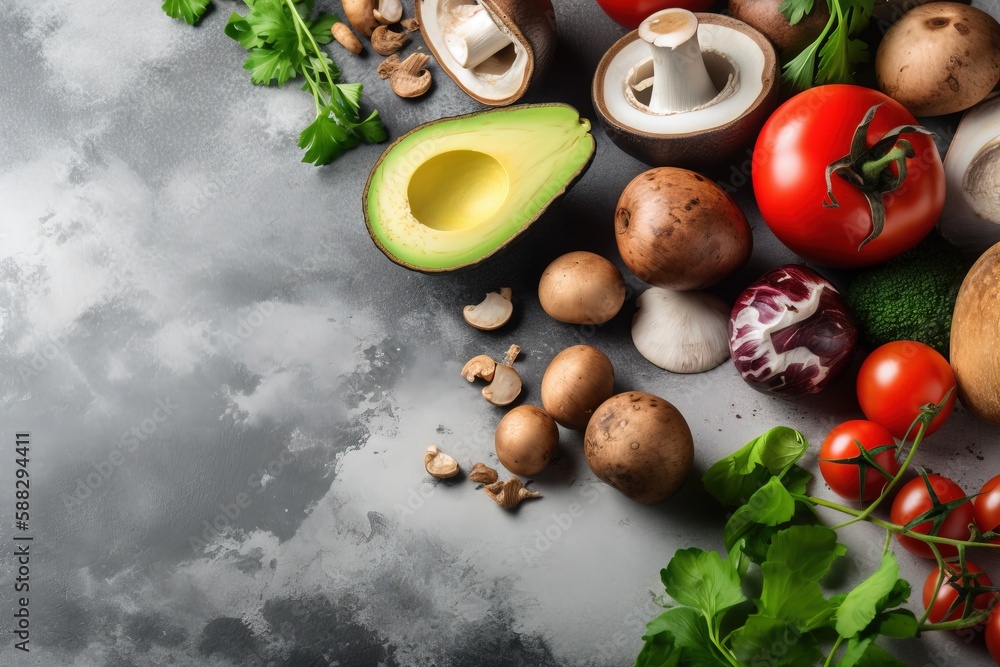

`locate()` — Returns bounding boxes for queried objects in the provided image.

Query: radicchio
[729,265,857,396]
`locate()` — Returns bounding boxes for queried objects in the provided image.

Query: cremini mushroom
[484,477,541,508]
[631,287,730,374]
[424,445,460,479]
[332,22,364,54]
[342,0,379,37]
[461,354,496,382]
[461,346,522,406]
[463,288,513,330]
[593,9,778,169]
[389,53,432,98]
[371,24,410,56]
[374,0,403,25]
[469,462,499,484]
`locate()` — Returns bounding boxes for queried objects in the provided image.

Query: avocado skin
[363,103,596,273]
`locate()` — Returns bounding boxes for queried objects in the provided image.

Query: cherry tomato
[753,85,944,268]
[819,420,900,503]
[890,474,973,559]
[975,475,1000,542]
[922,560,994,623]
[988,606,1000,663]
[856,341,956,440]
[592,0,714,29]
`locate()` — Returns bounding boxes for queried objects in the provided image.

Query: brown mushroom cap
[728,0,829,58]
[416,0,556,106]
[592,13,778,171]
[537,251,626,325]
[875,2,1000,117]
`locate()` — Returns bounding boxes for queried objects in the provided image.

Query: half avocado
[364,104,595,272]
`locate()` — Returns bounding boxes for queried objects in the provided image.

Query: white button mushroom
[631,287,731,374]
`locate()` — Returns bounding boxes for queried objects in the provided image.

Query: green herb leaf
[225,13,265,50]
[835,552,902,637]
[643,607,733,667]
[874,609,919,639]
[163,0,211,25]
[662,549,746,622]
[309,12,339,45]
[244,47,298,85]
[731,615,824,666]
[298,112,359,166]
[746,477,797,525]
[703,427,809,506]
[778,0,815,25]
[768,525,846,583]
[852,642,908,667]
[782,0,874,91]
[634,632,680,667]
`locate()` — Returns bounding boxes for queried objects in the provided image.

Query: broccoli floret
[845,235,970,357]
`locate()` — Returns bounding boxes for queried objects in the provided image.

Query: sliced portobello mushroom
[593,10,778,170]
[416,0,556,106]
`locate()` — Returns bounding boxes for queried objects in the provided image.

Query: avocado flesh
[364,104,595,272]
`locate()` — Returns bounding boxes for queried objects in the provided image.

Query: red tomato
[752,85,944,268]
[890,474,974,559]
[819,420,900,503]
[593,0,714,29]
[975,475,1000,542]
[856,341,956,440]
[922,561,994,623]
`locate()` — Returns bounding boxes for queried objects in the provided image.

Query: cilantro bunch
[637,401,1000,667]
[163,0,387,165]
[780,0,874,92]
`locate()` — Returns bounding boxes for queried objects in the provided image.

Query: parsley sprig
[638,396,1000,666]
[163,0,387,165]
[780,0,874,92]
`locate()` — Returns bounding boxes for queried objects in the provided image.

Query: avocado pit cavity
[407,150,510,231]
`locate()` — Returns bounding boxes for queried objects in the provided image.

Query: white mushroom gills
[637,9,718,115]
[443,4,512,69]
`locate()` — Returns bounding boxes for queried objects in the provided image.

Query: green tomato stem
[860,145,911,185]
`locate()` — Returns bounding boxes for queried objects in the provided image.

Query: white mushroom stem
[443,5,511,69]
[374,0,402,24]
[638,9,718,115]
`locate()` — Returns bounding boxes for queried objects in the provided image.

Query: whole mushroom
[540,345,615,430]
[538,251,626,325]
[495,405,559,476]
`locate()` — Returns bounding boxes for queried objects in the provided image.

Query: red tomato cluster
[818,340,1000,657]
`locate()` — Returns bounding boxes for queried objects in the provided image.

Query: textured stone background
[2,0,999,664]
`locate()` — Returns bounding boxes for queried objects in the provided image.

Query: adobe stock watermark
[188,447,299,555]
[63,397,179,509]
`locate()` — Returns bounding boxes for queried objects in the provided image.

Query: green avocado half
[363,104,596,272]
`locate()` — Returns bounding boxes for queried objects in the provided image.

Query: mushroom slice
[482,364,521,406]
[461,354,496,383]
[463,289,513,330]
[484,477,540,508]
[469,462,499,484]
[371,24,410,56]
[632,287,730,374]
[389,53,433,98]
[416,0,556,106]
[593,10,778,169]
[425,445,460,479]
[374,0,403,24]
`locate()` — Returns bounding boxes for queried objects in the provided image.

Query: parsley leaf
[644,607,733,667]
[662,548,746,621]
[162,0,211,25]
[244,47,297,85]
[703,427,809,506]
[731,616,824,666]
[836,552,903,637]
[780,0,875,91]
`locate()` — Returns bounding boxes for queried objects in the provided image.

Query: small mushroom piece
[374,0,403,24]
[469,462,499,484]
[461,354,497,383]
[424,445,460,479]
[482,364,521,407]
[377,54,401,79]
[342,0,379,37]
[400,17,420,33]
[484,477,541,509]
[463,289,513,330]
[332,22,364,55]
[501,343,520,367]
[389,53,433,98]
[371,24,410,57]
[631,287,731,374]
